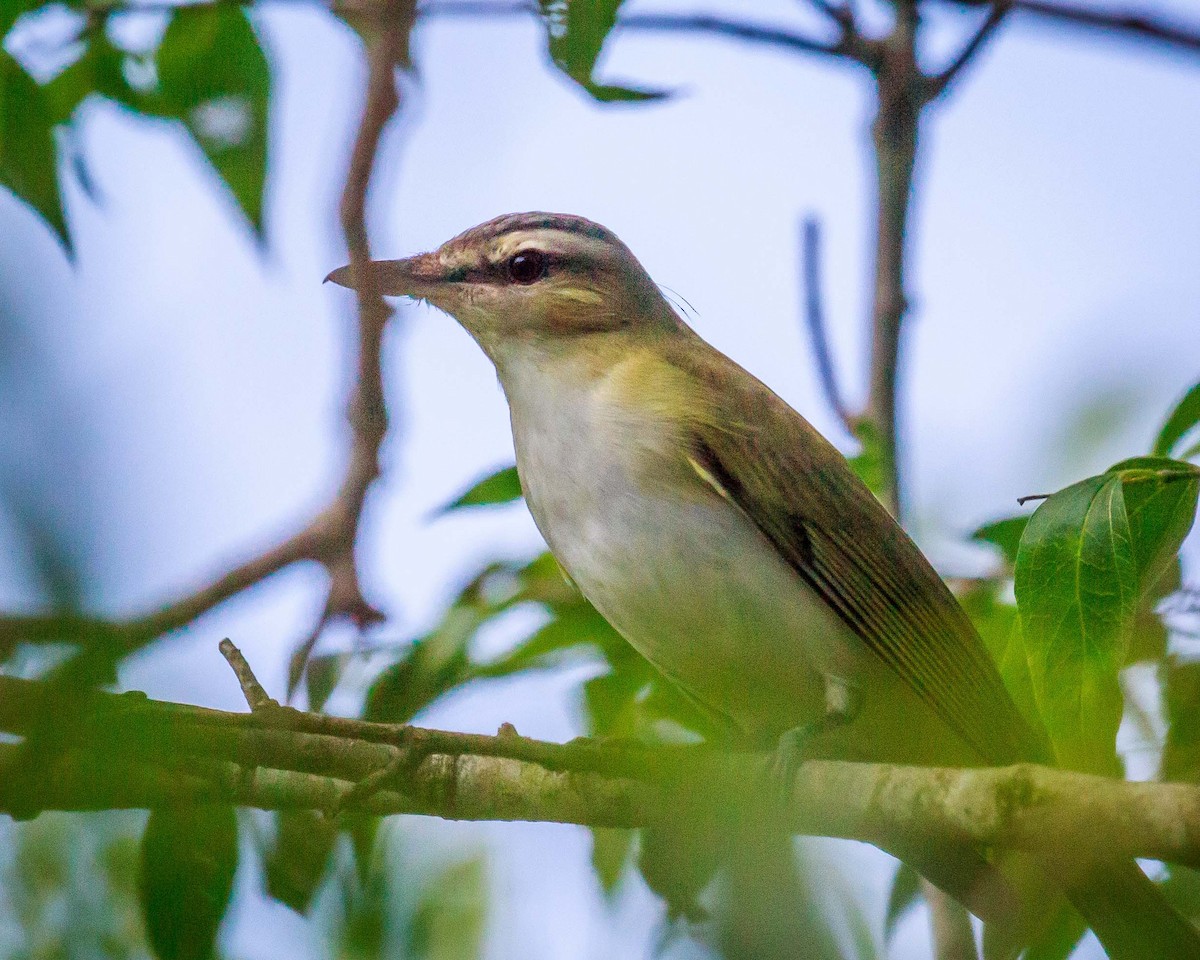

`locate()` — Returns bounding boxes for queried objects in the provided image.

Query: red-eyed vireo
[328,212,1198,960]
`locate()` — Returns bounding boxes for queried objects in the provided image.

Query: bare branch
[799,217,856,436]
[1001,0,1200,55]
[219,638,279,712]
[925,2,1011,102]
[416,2,871,64]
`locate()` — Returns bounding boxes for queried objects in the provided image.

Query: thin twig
[800,217,856,436]
[219,638,278,712]
[1001,0,1200,55]
[1017,493,1051,505]
[925,2,1011,101]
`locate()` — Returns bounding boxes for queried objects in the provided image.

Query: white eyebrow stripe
[493,229,615,265]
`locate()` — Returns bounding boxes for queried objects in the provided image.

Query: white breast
[496,347,859,739]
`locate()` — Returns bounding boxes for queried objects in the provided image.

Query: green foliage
[156,6,270,235]
[971,515,1030,570]
[139,804,239,960]
[2,813,149,960]
[883,861,921,945]
[589,827,635,896]
[1014,458,1199,770]
[264,810,339,914]
[436,465,523,514]
[0,51,68,249]
[848,418,887,498]
[1154,379,1200,458]
[536,0,667,102]
[0,2,271,250]
[407,857,488,960]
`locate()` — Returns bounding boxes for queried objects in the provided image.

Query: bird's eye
[507,251,548,285]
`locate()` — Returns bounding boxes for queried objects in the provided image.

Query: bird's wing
[667,336,1047,765]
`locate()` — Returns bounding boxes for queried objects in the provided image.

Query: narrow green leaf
[264,810,336,915]
[306,652,349,712]
[536,0,668,102]
[971,515,1030,569]
[884,862,922,945]
[590,827,634,896]
[1154,380,1200,458]
[436,465,522,514]
[139,805,238,960]
[156,6,269,235]
[0,52,68,249]
[1108,457,1199,593]
[1014,474,1135,771]
[407,857,488,960]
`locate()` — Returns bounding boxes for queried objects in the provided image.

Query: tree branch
[3,671,1200,881]
[988,0,1200,56]
[799,217,856,436]
[925,2,1011,102]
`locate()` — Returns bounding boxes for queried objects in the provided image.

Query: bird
[327,211,1199,959]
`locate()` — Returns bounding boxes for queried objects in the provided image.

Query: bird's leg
[770,674,861,801]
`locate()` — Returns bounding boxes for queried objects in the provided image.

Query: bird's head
[326,212,681,357]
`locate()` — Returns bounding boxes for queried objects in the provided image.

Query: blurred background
[1,0,1199,958]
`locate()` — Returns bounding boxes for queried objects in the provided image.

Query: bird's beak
[324,252,447,297]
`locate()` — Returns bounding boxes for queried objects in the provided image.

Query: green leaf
[139,804,238,960]
[264,810,337,914]
[537,0,668,102]
[1014,459,1199,770]
[0,52,68,249]
[590,827,634,896]
[884,862,921,945]
[436,465,522,514]
[971,515,1030,569]
[307,652,350,712]
[1163,660,1200,782]
[1014,473,1135,772]
[156,6,270,235]
[407,857,488,960]
[848,418,887,499]
[1154,380,1200,458]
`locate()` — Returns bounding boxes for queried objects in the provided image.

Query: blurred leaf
[1024,904,1087,960]
[716,832,843,960]
[583,666,649,737]
[590,827,634,896]
[407,857,488,960]
[44,30,144,123]
[337,859,387,960]
[638,821,720,923]
[0,51,69,249]
[884,862,921,945]
[1162,865,1200,926]
[1154,380,1200,458]
[848,418,887,499]
[343,813,381,885]
[1014,459,1199,770]
[157,5,269,235]
[537,0,668,102]
[971,515,1030,570]
[1163,659,1200,782]
[264,810,337,914]
[364,627,471,724]
[139,804,238,960]
[307,652,350,712]
[436,465,522,514]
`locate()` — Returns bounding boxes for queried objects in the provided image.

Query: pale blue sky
[1,1,1199,957]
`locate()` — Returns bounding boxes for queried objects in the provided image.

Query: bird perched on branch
[328,212,1200,960]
